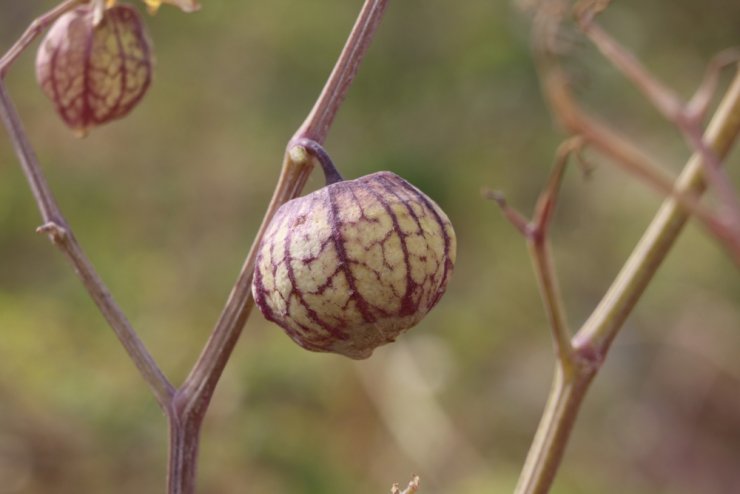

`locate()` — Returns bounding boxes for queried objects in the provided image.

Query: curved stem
[291,137,345,184]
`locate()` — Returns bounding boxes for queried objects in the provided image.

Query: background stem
[514,69,740,494]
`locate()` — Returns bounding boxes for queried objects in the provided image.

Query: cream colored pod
[252,170,456,359]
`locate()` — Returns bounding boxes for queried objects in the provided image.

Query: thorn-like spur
[483,187,533,238]
[36,221,69,245]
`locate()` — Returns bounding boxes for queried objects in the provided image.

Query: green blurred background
[1,0,739,492]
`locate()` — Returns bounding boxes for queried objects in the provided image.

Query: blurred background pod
[35,4,153,136]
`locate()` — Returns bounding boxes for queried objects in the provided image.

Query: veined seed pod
[252,144,456,359]
[35,4,153,135]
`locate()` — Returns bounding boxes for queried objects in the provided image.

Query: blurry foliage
[0,0,739,493]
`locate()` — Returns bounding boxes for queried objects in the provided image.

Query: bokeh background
[1,0,740,493]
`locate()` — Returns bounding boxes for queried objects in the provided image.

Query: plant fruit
[36,4,153,135]
[253,170,456,359]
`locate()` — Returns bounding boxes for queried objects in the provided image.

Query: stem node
[36,221,69,245]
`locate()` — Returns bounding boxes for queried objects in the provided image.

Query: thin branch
[527,139,582,369]
[0,0,87,78]
[578,17,740,247]
[174,149,312,412]
[0,79,174,410]
[687,48,740,122]
[354,343,486,482]
[538,51,740,264]
[488,138,584,369]
[483,189,531,236]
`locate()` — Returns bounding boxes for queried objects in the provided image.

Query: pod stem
[291,138,345,185]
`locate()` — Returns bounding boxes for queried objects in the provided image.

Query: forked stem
[489,138,585,369]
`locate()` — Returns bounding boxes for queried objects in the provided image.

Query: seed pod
[252,168,456,359]
[35,4,153,135]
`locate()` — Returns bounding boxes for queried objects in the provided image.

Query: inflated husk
[36,5,153,135]
[253,171,456,359]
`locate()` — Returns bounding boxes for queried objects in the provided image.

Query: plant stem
[166,413,203,494]
[168,2,391,492]
[514,69,740,494]
[296,0,389,143]
[527,138,585,369]
[513,365,594,494]
[0,78,174,410]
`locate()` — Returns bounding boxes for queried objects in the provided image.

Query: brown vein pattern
[253,171,456,359]
[35,5,153,135]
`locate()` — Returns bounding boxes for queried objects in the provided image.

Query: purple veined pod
[252,144,456,359]
[35,4,153,136]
